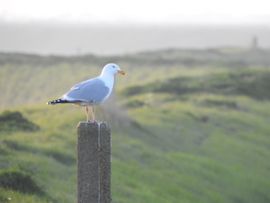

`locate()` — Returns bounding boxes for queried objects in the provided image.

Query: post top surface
[77,121,109,129]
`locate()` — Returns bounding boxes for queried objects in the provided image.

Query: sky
[0,0,270,24]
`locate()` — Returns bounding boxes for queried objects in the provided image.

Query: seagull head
[101,63,125,76]
[101,63,126,75]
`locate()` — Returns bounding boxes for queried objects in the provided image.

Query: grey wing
[63,78,109,104]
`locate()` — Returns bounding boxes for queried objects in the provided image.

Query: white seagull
[48,63,125,122]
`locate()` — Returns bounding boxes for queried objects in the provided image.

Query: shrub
[0,111,40,132]
[0,170,43,195]
[125,100,145,108]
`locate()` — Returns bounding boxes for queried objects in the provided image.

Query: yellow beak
[118,70,126,75]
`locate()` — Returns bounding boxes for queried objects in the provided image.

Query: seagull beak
[118,70,126,75]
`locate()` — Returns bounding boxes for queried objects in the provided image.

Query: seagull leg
[85,106,89,122]
[91,106,96,122]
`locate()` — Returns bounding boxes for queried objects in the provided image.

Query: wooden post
[99,123,111,203]
[77,122,111,203]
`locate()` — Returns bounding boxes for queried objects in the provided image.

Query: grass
[0,50,270,202]
[123,68,270,100]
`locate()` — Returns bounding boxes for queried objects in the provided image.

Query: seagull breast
[98,72,115,102]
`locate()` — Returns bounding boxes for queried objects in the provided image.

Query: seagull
[47,63,125,122]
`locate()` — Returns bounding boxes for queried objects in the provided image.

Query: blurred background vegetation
[0,43,270,203]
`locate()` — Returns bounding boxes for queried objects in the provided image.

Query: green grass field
[0,49,270,203]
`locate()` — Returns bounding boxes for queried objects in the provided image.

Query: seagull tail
[47,98,70,105]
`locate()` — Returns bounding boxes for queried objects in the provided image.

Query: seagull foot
[87,120,98,124]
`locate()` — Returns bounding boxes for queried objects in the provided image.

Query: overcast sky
[0,0,270,24]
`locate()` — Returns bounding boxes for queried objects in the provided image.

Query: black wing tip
[47,99,66,105]
[47,98,85,105]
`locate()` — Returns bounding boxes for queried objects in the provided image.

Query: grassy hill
[0,48,270,203]
[2,48,270,108]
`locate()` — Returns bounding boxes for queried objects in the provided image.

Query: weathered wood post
[77,122,111,203]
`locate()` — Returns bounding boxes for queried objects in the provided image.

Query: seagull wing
[62,78,110,104]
